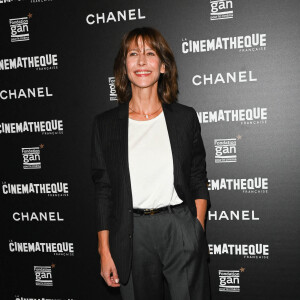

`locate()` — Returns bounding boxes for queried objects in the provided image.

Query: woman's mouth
[135,70,152,76]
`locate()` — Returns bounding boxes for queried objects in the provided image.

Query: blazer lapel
[118,101,132,204]
[117,101,179,205]
[162,102,180,182]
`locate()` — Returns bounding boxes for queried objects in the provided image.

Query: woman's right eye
[129,52,137,56]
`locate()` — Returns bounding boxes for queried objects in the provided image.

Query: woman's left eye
[147,52,155,56]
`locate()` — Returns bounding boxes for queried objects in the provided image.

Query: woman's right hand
[100,252,120,287]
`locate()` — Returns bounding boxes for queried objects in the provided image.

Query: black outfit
[91,101,211,298]
[120,203,210,300]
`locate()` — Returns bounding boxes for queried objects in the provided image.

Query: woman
[91,27,211,300]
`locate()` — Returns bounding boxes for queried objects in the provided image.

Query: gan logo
[108,77,117,101]
[86,8,145,25]
[197,107,267,125]
[210,0,233,21]
[208,177,268,193]
[214,138,238,163]
[34,265,53,286]
[9,14,31,42]
[22,144,44,169]
[219,269,243,292]
[209,243,269,259]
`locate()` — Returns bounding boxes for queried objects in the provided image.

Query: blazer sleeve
[189,107,211,209]
[91,116,112,232]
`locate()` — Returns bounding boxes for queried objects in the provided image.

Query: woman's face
[125,37,165,90]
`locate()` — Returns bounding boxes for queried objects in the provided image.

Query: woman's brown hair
[113,27,178,104]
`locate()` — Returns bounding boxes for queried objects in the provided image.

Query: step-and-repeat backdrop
[1,0,300,299]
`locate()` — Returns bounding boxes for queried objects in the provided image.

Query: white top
[128,110,183,209]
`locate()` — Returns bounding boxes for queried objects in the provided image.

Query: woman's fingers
[111,266,120,286]
[100,258,120,287]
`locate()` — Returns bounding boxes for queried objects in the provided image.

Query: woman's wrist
[99,246,111,257]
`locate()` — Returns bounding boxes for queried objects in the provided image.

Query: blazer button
[129,234,132,239]
[128,209,132,213]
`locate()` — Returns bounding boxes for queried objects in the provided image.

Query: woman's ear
[160,63,165,74]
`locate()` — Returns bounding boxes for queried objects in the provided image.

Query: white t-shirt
[128,110,183,209]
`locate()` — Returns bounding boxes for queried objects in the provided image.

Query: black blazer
[91,101,210,285]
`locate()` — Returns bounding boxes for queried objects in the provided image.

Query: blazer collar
[118,101,173,119]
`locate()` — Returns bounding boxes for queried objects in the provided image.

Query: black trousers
[120,203,211,300]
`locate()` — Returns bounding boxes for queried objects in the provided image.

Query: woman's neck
[130,83,161,114]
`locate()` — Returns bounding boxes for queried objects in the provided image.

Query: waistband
[132,202,185,215]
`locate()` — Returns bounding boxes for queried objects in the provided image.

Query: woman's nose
[137,53,146,65]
